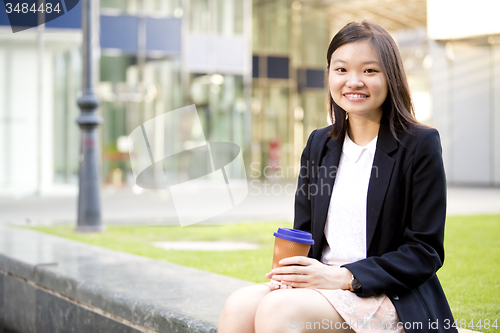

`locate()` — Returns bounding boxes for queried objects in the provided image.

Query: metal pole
[76,0,104,232]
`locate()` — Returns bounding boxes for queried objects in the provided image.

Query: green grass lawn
[438,215,500,332]
[30,215,499,333]
[31,221,292,282]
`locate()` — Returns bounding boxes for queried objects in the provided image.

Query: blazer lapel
[366,118,398,251]
[312,135,343,258]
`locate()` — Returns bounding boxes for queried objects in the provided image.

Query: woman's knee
[219,284,272,333]
[223,284,271,315]
[254,289,350,333]
[254,290,301,332]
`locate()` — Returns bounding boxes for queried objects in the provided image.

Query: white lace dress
[314,133,404,333]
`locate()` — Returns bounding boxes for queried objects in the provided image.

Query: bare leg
[218,284,273,333]
[254,289,355,333]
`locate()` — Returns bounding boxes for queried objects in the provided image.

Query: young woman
[218,21,457,333]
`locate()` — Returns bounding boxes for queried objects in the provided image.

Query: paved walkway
[0,182,500,224]
[0,182,499,226]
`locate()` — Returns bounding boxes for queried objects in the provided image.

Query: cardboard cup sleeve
[271,228,315,269]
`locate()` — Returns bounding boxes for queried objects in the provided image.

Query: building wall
[494,44,500,185]
[429,39,500,186]
[0,41,43,193]
[0,30,81,196]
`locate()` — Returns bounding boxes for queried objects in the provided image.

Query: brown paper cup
[272,236,311,269]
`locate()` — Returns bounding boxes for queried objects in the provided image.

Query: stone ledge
[0,225,254,332]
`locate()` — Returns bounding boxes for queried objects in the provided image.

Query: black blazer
[294,117,457,333]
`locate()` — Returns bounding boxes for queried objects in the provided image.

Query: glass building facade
[1,0,499,196]
[252,0,330,178]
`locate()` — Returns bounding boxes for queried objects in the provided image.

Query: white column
[493,43,500,185]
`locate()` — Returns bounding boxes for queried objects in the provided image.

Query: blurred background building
[0,0,499,197]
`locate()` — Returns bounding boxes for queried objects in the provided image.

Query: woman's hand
[264,281,293,290]
[265,256,352,290]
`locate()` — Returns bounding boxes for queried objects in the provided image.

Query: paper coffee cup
[272,228,314,269]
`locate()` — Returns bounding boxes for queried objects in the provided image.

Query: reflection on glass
[253,0,289,54]
[217,0,244,35]
[145,0,183,17]
[188,73,246,179]
[100,0,138,13]
[298,6,329,67]
[190,0,211,33]
[101,0,182,17]
[99,55,182,186]
[53,48,81,184]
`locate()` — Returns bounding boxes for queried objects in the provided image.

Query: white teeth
[345,94,367,98]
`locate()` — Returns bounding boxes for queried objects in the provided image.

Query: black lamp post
[76,0,104,232]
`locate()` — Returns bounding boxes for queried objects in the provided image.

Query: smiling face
[328,41,388,121]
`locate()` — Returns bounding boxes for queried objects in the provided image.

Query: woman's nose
[346,73,364,88]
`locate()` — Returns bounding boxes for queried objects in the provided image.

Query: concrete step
[0,225,253,332]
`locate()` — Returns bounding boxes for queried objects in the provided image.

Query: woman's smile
[343,91,369,101]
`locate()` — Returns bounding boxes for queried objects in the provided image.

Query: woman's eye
[364,69,377,73]
[335,68,346,73]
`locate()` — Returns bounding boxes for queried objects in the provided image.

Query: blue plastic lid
[273,228,314,245]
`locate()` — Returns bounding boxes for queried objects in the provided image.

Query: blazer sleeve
[293,129,317,234]
[343,128,447,297]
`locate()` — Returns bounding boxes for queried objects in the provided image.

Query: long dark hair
[326,21,419,140]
